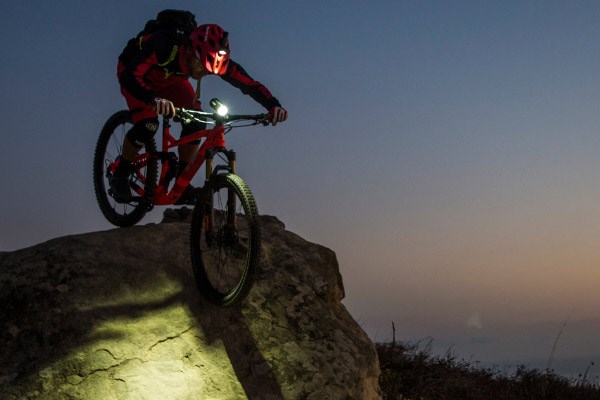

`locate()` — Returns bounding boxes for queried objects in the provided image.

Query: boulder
[0,211,381,399]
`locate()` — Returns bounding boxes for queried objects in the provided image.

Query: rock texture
[0,210,381,399]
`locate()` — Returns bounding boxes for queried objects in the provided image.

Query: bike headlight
[216,104,228,116]
[210,98,229,116]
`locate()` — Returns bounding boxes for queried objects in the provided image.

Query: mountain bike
[93,99,266,306]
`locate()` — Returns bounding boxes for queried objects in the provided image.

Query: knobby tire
[190,173,261,307]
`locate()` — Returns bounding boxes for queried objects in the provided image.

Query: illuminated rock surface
[0,211,381,399]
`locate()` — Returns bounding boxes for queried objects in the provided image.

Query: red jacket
[118,30,282,110]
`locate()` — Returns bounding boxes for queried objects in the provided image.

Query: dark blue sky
[3,1,600,375]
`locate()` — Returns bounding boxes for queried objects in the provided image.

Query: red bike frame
[131,117,228,205]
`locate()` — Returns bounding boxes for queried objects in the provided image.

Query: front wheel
[93,110,158,227]
[190,174,261,307]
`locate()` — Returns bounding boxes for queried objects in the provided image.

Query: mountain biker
[111,19,288,204]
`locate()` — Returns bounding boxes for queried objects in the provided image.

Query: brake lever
[174,108,191,124]
[257,114,270,126]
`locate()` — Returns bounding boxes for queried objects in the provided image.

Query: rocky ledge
[0,210,381,399]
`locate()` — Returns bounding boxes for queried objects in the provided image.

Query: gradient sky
[3,0,600,377]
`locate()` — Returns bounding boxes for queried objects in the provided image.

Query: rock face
[0,211,381,399]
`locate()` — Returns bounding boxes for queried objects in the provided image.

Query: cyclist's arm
[220,60,282,110]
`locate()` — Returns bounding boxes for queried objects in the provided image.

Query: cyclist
[111,21,288,203]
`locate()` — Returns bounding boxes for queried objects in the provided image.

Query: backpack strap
[157,45,179,67]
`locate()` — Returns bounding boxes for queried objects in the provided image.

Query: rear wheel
[93,110,158,227]
[190,173,261,307]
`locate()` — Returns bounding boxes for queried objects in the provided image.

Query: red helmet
[189,24,230,75]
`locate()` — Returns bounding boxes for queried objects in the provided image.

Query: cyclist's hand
[153,98,176,118]
[268,106,288,126]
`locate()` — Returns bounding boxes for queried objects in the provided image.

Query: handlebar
[175,107,269,126]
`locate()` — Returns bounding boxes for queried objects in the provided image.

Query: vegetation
[376,339,600,400]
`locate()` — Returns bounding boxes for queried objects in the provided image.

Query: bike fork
[203,149,238,245]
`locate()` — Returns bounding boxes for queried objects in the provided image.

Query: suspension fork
[204,149,238,243]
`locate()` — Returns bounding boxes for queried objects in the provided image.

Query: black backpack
[140,9,197,41]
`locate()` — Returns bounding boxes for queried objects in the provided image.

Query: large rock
[0,211,381,399]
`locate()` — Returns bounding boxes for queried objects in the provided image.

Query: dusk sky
[3,1,600,377]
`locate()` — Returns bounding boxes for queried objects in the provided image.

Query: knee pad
[181,119,206,145]
[126,118,159,148]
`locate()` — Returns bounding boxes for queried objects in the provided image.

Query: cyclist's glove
[268,106,288,126]
[153,98,176,118]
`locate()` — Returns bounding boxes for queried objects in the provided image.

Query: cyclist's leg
[112,120,159,198]
[112,83,159,200]
[118,89,158,157]
[156,80,205,204]
[117,61,159,163]
[157,80,205,173]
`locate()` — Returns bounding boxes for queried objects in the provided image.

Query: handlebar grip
[228,113,268,120]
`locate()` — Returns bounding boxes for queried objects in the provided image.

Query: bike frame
[132,117,234,206]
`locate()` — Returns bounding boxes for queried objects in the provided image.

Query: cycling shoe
[109,175,132,203]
